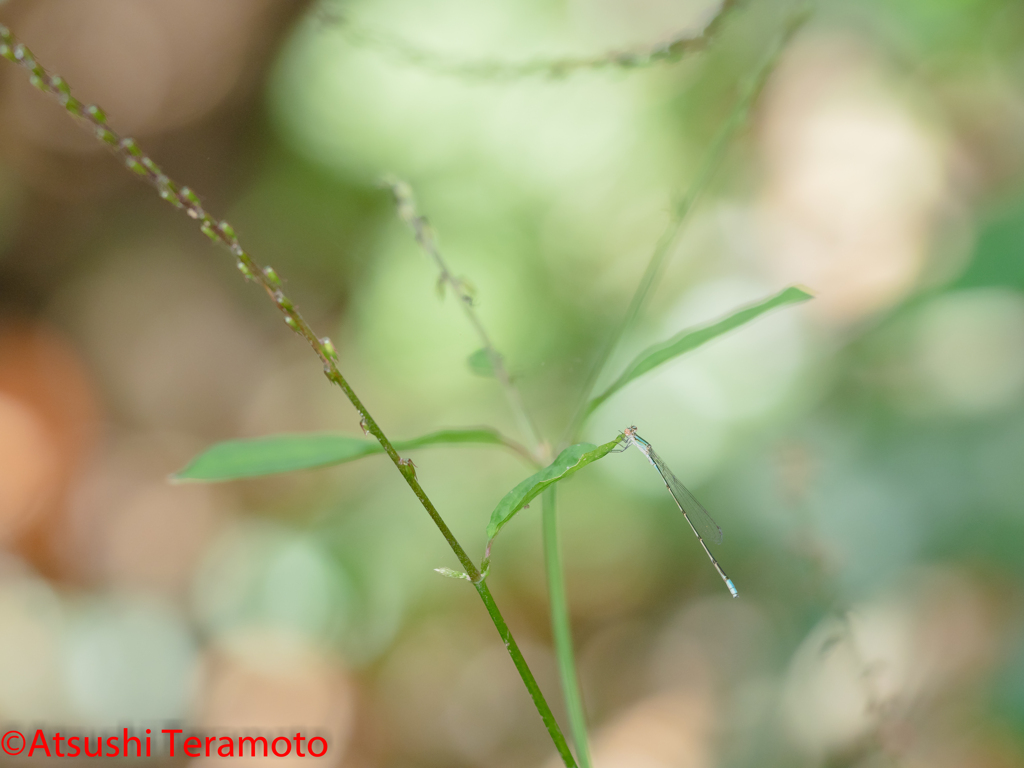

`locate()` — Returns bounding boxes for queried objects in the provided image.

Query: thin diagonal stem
[386,177,549,461]
[0,26,576,768]
[563,5,812,444]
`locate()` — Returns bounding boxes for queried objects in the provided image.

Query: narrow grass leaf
[586,285,813,416]
[173,428,509,482]
[486,436,622,541]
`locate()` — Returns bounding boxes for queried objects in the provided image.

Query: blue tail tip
[726,579,739,598]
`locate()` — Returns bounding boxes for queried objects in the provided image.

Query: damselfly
[617,426,738,598]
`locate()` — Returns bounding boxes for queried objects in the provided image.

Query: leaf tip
[790,283,816,299]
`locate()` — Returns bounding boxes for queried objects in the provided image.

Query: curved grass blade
[585,286,812,417]
[486,436,622,541]
[173,428,521,482]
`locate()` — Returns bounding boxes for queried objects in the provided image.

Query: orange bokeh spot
[0,323,100,569]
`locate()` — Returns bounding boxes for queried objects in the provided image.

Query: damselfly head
[618,426,640,451]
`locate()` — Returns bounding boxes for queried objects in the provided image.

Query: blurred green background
[1,0,1024,766]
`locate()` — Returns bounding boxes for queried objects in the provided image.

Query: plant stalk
[543,487,593,768]
[0,26,577,767]
[475,578,578,768]
[386,178,548,459]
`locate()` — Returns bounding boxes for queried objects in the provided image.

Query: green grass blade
[173,428,510,482]
[485,437,621,541]
[585,285,813,417]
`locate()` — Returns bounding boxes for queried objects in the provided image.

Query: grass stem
[386,177,549,460]
[475,578,578,768]
[543,487,593,768]
[0,25,577,766]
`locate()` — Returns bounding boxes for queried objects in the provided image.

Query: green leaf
[586,285,813,417]
[486,436,622,541]
[173,428,509,482]
[467,348,496,377]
